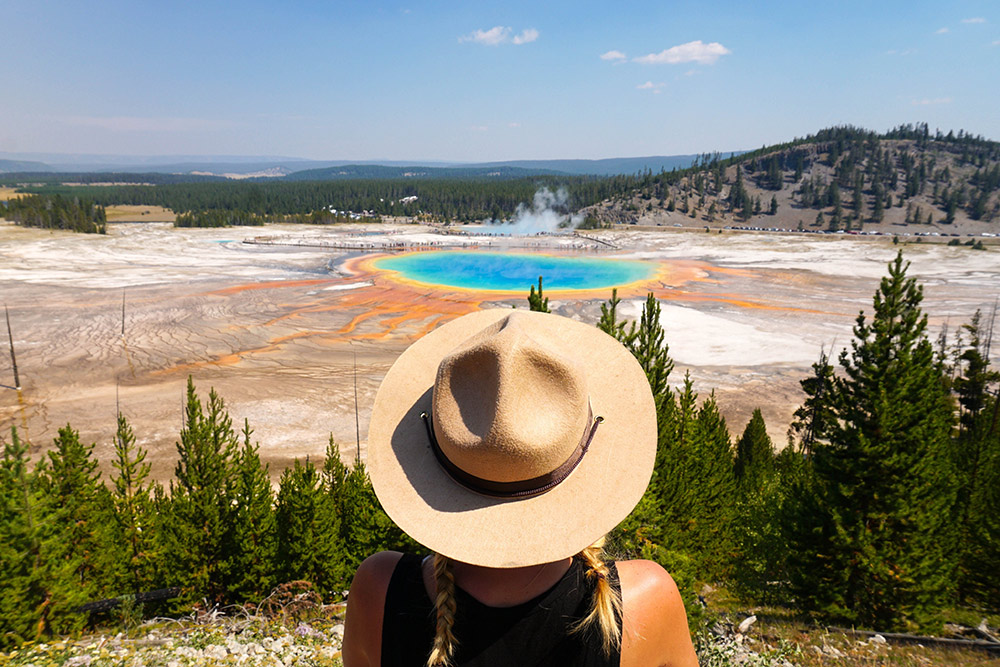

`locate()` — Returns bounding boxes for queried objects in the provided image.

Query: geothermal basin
[1,221,998,481]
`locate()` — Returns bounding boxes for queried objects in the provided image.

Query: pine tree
[325,439,416,589]
[221,420,277,602]
[685,394,736,578]
[788,350,836,455]
[951,311,1000,604]
[0,428,86,646]
[275,457,343,599]
[628,293,674,403]
[963,398,1000,608]
[108,413,157,597]
[787,252,959,630]
[37,425,109,604]
[528,276,550,312]
[324,438,366,590]
[629,373,698,553]
[597,288,635,346]
[161,378,239,604]
[734,409,774,493]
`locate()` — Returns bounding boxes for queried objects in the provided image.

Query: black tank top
[380,553,621,667]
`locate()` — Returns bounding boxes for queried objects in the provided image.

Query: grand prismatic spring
[373,250,656,292]
[2,222,998,479]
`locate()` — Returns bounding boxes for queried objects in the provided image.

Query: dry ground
[104,204,176,222]
[0,187,27,200]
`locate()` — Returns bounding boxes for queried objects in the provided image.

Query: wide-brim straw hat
[367,308,656,568]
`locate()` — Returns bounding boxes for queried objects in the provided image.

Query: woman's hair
[425,537,622,667]
[426,553,459,667]
[569,536,623,655]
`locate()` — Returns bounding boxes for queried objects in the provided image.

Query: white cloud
[460,26,510,45]
[886,48,916,55]
[634,40,731,65]
[508,122,521,128]
[512,28,539,45]
[911,97,953,106]
[994,40,1000,46]
[60,116,229,132]
[470,125,489,132]
[935,27,950,34]
[637,81,665,93]
[600,50,626,61]
[460,26,537,46]
[962,17,986,23]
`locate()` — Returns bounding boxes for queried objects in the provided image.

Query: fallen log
[827,626,1000,654]
[78,587,182,613]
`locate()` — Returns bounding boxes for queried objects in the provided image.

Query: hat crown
[432,313,590,484]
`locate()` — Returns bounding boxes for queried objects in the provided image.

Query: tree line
[1,194,107,234]
[19,176,640,225]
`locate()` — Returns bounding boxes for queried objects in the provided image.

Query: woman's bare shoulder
[342,551,404,667]
[616,559,699,667]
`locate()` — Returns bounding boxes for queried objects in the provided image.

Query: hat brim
[367,309,657,568]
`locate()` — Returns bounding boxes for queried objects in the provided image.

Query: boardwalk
[242,232,618,252]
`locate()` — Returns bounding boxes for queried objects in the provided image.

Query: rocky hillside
[585,125,1000,237]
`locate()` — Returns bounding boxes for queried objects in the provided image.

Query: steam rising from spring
[491,188,583,235]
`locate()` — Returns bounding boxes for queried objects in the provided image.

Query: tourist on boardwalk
[343,309,698,667]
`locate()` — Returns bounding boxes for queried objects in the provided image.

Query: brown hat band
[420,411,603,499]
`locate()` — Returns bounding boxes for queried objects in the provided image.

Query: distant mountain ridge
[470,155,705,176]
[0,152,711,179]
[0,159,52,173]
[281,164,567,181]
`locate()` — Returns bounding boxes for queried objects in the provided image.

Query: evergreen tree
[37,426,109,603]
[161,378,239,604]
[963,399,1000,608]
[325,439,417,589]
[528,276,550,312]
[628,293,674,404]
[636,373,699,552]
[953,311,998,437]
[597,288,635,346]
[734,409,774,493]
[0,428,86,646]
[275,457,343,599]
[951,311,1000,605]
[221,420,278,602]
[685,394,736,578]
[788,350,836,455]
[108,413,157,597]
[787,252,959,630]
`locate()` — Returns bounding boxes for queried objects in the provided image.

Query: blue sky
[2,0,998,161]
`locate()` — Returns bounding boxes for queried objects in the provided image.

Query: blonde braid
[570,537,622,656]
[426,553,459,667]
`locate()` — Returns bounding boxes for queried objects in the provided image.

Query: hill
[466,155,706,176]
[585,124,1000,237]
[0,159,52,174]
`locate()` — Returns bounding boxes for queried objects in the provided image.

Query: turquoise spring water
[375,251,655,292]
